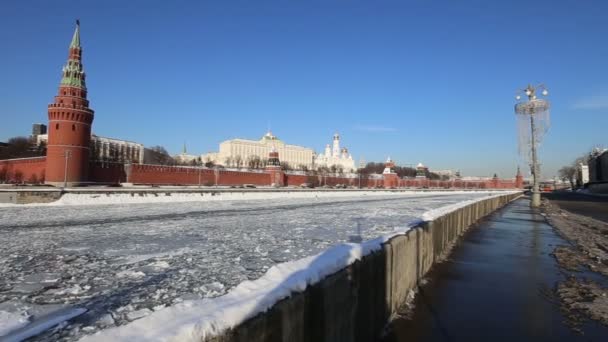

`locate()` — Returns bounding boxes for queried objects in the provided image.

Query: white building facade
[313,133,356,172]
[36,133,144,164]
[202,131,315,169]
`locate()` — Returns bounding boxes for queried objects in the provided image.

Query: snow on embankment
[80,191,519,342]
[54,190,399,205]
[21,190,500,206]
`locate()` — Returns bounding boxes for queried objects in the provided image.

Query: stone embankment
[202,192,521,342]
[0,190,62,204]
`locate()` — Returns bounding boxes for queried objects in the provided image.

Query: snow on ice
[0,190,516,340]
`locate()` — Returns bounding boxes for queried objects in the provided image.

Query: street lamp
[198,162,202,188]
[357,158,366,189]
[63,150,72,188]
[514,84,550,207]
[214,166,220,188]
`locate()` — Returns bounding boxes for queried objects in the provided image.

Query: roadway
[543,191,608,223]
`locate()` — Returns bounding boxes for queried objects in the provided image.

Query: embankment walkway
[383,198,608,341]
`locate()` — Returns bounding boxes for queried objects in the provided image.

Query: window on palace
[72,124,76,131]
[56,123,59,130]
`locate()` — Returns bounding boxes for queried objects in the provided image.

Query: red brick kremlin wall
[126,164,270,186]
[0,157,47,183]
[0,158,521,189]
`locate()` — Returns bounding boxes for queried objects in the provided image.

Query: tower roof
[60,20,87,89]
[70,20,81,48]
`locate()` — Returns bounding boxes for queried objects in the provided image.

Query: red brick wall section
[0,157,47,184]
[127,165,270,186]
[218,170,270,186]
[285,174,308,186]
[89,162,127,184]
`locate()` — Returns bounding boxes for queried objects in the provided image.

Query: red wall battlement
[90,162,127,184]
[0,158,522,190]
[0,157,47,184]
[124,164,270,186]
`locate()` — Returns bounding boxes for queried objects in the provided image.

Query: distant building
[173,144,199,164]
[36,133,144,164]
[313,133,356,172]
[31,123,47,138]
[576,163,589,186]
[589,148,608,183]
[202,131,315,169]
[415,163,428,178]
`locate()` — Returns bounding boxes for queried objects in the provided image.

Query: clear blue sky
[1,0,607,178]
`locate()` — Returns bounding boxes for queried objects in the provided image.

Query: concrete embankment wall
[206,192,521,342]
[0,190,62,204]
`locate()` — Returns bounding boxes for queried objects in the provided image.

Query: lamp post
[214,166,219,188]
[514,84,550,208]
[358,158,366,189]
[63,150,72,188]
[198,163,202,188]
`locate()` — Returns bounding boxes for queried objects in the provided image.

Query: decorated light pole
[514,84,550,207]
[63,150,72,188]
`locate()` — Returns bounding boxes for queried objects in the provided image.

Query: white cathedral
[313,133,356,172]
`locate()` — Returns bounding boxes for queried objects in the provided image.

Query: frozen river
[0,191,496,341]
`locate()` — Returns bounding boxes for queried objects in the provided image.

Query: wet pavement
[543,191,608,223]
[383,198,608,341]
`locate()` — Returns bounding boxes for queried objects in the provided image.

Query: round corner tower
[46,20,95,187]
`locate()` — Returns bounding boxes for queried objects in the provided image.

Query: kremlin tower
[515,166,524,189]
[46,21,95,186]
[383,157,399,188]
[266,146,285,187]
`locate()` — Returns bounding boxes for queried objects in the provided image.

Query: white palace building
[201,131,356,171]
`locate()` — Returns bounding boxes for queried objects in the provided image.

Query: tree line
[0,136,46,160]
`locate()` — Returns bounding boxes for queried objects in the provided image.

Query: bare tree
[0,166,7,183]
[148,146,174,165]
[247,155,263,169]
[0,136,43,160]
[224,156,233,168]
[281,161,292,171]
[234,155,243,169]
[13,170,24,184]
[558,166,576,189]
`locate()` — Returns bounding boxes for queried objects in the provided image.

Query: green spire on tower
[60,20,87,90]
[70,19,81,48]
